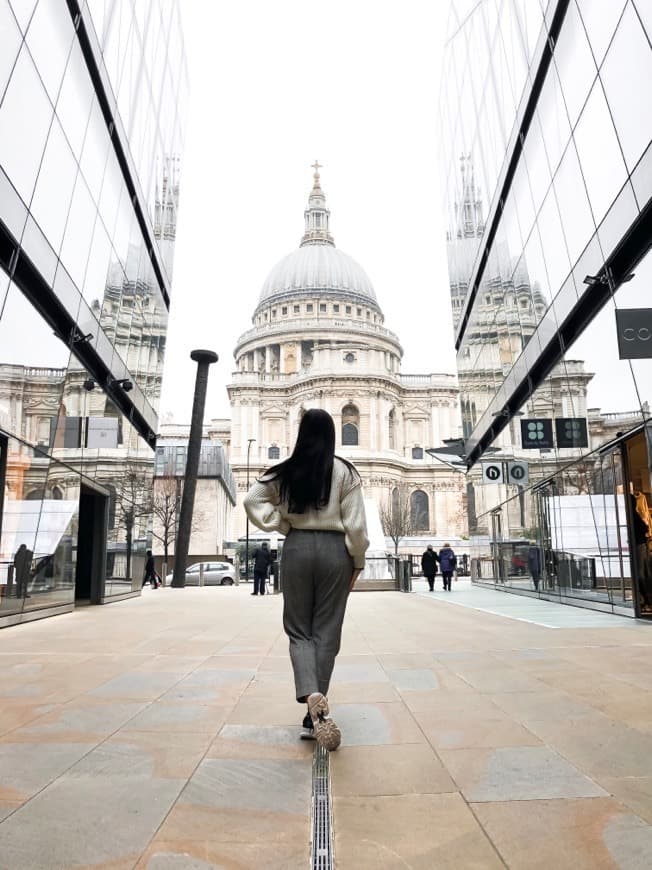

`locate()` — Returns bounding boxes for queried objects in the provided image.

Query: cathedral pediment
[403,405,430,419]
[261,405,287,417]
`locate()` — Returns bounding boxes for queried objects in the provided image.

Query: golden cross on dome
[311,160,322,174]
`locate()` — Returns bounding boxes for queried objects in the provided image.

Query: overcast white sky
[160,0,456,423]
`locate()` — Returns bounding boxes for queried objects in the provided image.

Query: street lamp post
[172,349,218,588]
[245,438,256,584]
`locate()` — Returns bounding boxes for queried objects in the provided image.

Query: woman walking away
[244,409,369,751]
[438,543,457,591]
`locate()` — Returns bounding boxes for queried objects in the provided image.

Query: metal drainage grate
[311,744,333,870]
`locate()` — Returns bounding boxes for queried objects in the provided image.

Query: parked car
[165,562,235,586]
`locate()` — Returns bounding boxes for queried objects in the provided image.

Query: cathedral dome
[259,244,377,304]
[256,163,378,309]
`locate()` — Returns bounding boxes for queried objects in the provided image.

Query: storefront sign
[482,462,504,484]
[616,308,652,359]
[555,417,588,449]
[507,461,529,484]
[520,418,554,449]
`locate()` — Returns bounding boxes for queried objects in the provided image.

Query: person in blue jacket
[438,544,457,591]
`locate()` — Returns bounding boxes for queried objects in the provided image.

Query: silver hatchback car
[165,562,236,586]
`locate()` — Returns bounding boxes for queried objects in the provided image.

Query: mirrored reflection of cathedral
[227,166,466,544]
[0,0,189,627]
[447,156,636,537]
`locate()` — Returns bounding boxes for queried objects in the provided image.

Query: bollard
[199,563,204,587]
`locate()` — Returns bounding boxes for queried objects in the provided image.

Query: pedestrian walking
[142,549,158,588]
[438,543,457,591]
[244,409,369,751]
[251,542,271,595]
[527,542,542,591]
[421,544,439,591]
[13,543,32,598]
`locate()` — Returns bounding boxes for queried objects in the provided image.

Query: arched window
[391,487,400,521]
[388,408,396,450]
[51,486,63,500]
[410,490,429,531]
[268,445,280,460]
[341,404,359,446]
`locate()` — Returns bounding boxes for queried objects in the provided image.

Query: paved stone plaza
[2,581,652,868]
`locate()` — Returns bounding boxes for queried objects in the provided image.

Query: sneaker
[300,712,315,740]
[307,692,341,751]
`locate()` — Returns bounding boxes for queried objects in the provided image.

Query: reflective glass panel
[554,0,597,126]
[0,44,53,203]
[0,0,22,101]
[25,0,75,103]
[576,0,627,67]
[574,79,628,226]
[601,2,652,173]
[30,117,78,253]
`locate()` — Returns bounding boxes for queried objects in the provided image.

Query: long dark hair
[264,409,354,513]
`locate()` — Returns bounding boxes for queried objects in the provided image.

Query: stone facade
[226,167,468,546]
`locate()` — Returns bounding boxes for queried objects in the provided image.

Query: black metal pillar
[171,349,218,588]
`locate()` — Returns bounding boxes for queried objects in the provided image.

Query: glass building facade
[439,0,652,615]
[0,0,188,625]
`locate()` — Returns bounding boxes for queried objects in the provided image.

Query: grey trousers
[281,529,353,702]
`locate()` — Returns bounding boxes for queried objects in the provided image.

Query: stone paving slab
[1,585,652,868]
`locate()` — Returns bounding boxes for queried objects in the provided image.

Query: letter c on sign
[623,327,652,342]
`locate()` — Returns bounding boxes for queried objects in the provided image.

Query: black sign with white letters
[555,418,588,449]
[615,309,652,359]
[520,418,554,449]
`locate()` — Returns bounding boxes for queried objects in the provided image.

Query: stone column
[172,350,218,588]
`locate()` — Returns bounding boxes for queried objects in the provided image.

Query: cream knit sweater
[243,457,369,569]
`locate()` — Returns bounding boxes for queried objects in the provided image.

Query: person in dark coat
[438,544,457,591]
[527,543,542,591]
[251,542,271,596]
[13,544,33,598]
[421,545,439,591]
[142,550,158,588]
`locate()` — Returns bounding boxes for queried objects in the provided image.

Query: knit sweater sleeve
[243,479,291,535]
[340,477,369,570]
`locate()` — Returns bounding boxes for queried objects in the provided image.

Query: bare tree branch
[379,487,414,554]
[151,477,204,562]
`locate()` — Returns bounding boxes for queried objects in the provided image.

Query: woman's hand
[349,569,362,591]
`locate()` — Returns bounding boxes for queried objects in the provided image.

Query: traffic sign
[482,462,504,484]
[507,460,529,485]
[520,418,554,449]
